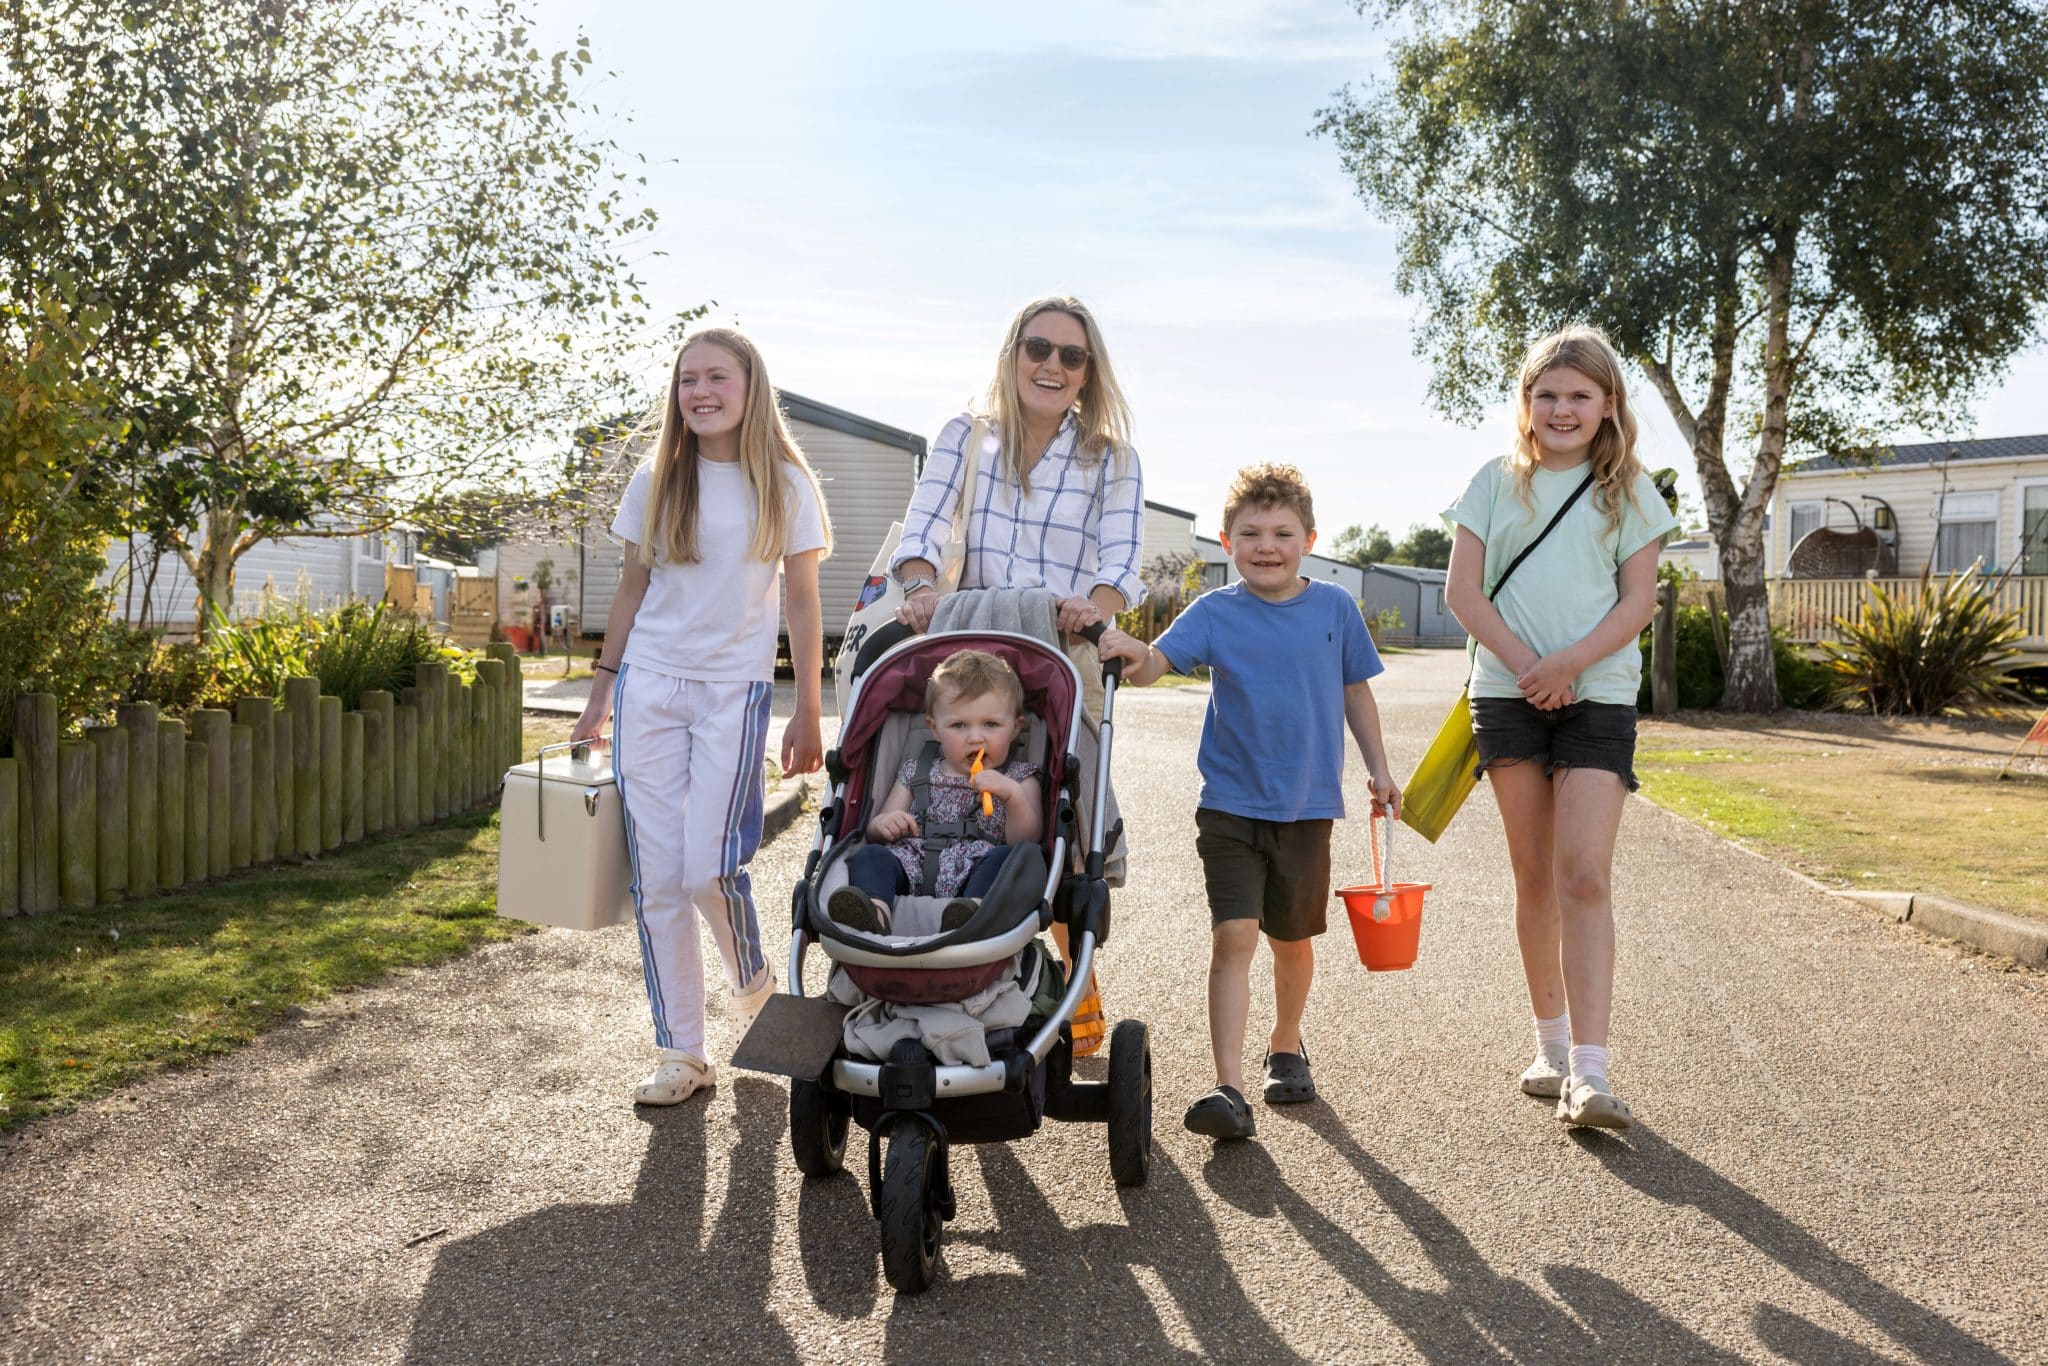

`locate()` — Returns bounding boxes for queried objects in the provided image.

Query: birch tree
[1319,0,2048,709]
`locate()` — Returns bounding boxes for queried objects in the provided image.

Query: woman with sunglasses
[889,294,1144,1056]
[891,294,1145,715]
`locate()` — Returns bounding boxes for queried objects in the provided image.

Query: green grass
[0,811,532,1132]
[1635,741,2048,921]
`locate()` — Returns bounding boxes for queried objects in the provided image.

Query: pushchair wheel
[878,1123,945,1292]
[789,1078,849,1178]
[1107,1019,1153,1187]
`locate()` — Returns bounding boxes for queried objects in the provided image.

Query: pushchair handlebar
[1076,620,1123,685]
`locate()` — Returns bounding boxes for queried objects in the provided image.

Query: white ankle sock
[1535,1013,1570,1051]
[1569,1044,1609,1081]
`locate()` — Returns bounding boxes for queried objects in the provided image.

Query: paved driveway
[4,649,2045,1362]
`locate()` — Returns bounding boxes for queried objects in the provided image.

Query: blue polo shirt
[1154,579,1383,822]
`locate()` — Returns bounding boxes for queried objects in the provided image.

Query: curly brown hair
[924,649,1025,717]
[1221,462,1316,536]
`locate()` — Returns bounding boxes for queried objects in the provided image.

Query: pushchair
[773,610,1150,1293]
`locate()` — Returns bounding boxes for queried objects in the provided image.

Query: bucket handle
[1367,806,1394,922]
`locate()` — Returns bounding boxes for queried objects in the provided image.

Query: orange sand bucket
[1336,809,1432,971]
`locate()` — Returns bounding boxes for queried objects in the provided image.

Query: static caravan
[103,519,420,634]
[1358,564,1461,645]
[575,390,927,650]
[1770,434,2048,578]
[1140,500,1198,570]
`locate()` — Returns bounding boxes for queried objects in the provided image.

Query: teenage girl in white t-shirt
[1444,326,1678,1132]
[572,328,832,1106]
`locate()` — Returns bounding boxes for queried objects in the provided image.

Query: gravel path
[4,649,2044,1362]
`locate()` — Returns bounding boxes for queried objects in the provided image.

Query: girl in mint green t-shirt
[1443,325,1679,1133]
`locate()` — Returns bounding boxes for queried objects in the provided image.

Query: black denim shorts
[1470,696,1640,791]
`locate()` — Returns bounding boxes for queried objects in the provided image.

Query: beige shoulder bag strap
[937,416,988,592]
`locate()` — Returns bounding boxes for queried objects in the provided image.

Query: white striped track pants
[611,665,773,1056]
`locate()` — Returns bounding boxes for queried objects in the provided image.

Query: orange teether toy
[971,747,993,815]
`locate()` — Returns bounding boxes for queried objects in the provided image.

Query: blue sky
[527,0,2048,542]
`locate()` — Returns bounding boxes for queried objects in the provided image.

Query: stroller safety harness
[906,740,974,896]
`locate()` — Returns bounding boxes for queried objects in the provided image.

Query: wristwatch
[900,575,938,596]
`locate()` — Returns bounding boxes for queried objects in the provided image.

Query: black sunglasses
[1019,336,1090,372]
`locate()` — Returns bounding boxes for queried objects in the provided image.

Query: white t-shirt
[609,458,828,682]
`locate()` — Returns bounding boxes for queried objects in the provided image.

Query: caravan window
[1935,491,2000,573]
[360,531,384,563]
[1787,501,1824,550]
[2023,485,2048,576]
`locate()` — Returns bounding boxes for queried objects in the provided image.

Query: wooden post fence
[361,690,393,837]
[0,758,18,918]
[229,724,253,871]
[286,676,320,858]
[237,697,276,864]
[320,695,343,851]
[15,692,58,914]
[274,704,295,863]
[6,660,512,914]
[194,708,232,878]
[343,710,364,845]
[184,739,208,885]
[158,719,186,890]
[57,739,95,910]
[119,703,158,897]
[86,726,128,901]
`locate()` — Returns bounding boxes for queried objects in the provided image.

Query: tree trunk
[1720,534,1778,712]
[192,504,240,641]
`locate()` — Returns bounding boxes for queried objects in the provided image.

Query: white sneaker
[731,967,777,1036]
[634,1049,715,1106]
[1555,1073,1635,1130]
[1519,1043,1570,1098]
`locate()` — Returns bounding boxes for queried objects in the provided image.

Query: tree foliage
[1328,521,1450,568]
[2,0,677,633]
[1319,0,2048,710]
[0,298,152,748]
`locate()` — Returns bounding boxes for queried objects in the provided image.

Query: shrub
[306,601,447,708]
[1819,568,2024,715]
[1638,600,1841,712]
[128,599,464,713]
[1637,603,1724,710]
[1772,633,1833,710]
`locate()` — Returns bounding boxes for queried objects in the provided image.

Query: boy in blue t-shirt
[1098,463,1401,1141]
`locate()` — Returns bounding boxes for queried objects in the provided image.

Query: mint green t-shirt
[1444,457,1680,705]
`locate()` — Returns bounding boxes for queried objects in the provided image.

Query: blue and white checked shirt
[891,412,1147,608]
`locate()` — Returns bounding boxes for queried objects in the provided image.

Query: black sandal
[1183,1085,1257,1140]
[1263,1043,1316,1105]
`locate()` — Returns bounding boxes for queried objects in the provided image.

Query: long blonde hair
[979,295,1134,494]
[637,328,832,566]
[1510,324,1645,535]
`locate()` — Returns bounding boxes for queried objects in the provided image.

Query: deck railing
[1769,575,2048,649]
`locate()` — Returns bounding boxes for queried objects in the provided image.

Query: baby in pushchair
[767,593,1150,1293]
[828,648,1045,938]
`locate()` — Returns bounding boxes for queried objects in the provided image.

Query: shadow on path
[871,1142,1299,1360]
[1580,1126,2010,1365]
[405,1078,798,1363]
[1223,1106,1737,1362]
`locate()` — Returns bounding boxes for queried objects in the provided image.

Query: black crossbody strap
[1488,470,1595,602]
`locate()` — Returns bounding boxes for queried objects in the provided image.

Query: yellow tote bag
[1401,689,1477,843]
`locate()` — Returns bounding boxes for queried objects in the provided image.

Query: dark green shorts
[1193,808,1333,942]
